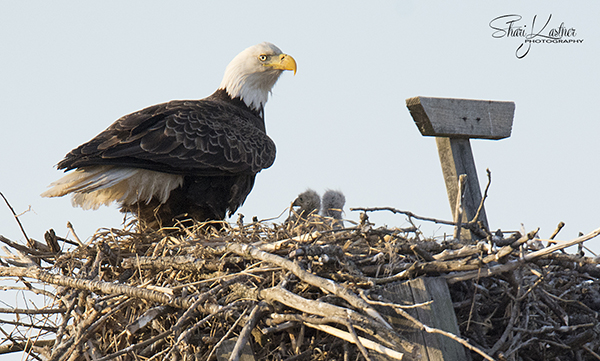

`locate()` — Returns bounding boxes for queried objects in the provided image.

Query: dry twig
[1,207,599,361]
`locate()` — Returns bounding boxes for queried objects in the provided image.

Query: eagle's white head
[219,42,296,112]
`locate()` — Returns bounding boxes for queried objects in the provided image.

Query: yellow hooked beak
[267,53,297,75]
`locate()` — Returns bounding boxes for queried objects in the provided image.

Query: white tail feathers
[41,166,184,210]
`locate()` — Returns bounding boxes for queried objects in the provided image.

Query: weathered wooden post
[406,96,515,239]
[379,97,515,361]
[376,277,470,361]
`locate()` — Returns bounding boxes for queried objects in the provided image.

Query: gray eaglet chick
[289,189,321,222]
[321,189,345,229]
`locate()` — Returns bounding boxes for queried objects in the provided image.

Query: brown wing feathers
[57,100,275,176]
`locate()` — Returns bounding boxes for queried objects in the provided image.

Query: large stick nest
[1,209,600,361]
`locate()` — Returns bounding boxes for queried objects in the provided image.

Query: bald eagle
[42,42,296,228]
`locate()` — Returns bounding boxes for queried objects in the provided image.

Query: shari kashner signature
[489,14,583,58]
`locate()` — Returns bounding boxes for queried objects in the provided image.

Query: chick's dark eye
[259,55,267,61]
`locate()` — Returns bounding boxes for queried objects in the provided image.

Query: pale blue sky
[1,1,598,248]
[0,1,598,358]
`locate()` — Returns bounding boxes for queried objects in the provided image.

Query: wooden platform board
[406,96,515,140]
[373,277,469,361]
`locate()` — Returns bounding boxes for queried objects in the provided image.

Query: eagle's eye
[258,54,268,61]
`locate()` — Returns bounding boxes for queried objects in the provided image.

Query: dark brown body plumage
[56,89,276,227]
